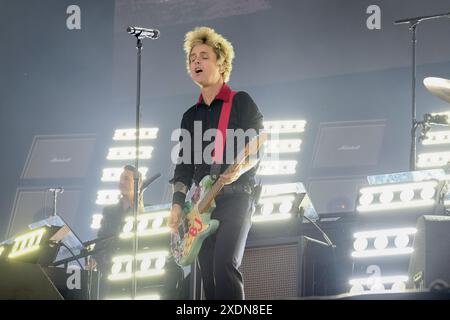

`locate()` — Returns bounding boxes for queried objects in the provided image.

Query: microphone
[126,26,160,39]
[141,173,161,193]
[49,187,64,194]
[394,12,450,25]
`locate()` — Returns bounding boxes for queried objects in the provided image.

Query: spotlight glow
[263,120,306,133]
[113,128,159,141]
[257,160,297,175]
[107,146,153,160]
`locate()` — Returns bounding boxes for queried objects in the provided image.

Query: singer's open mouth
[195,68,203,74]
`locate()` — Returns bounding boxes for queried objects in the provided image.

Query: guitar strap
[210,90,237,179]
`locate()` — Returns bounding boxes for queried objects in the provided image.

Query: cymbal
[423,77,450,104]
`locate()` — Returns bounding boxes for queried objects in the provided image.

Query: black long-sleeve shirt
[171,84,263,204]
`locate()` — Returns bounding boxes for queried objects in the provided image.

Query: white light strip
[108,251,169,281]
[354,228,417,239]
[257,160,297,175]
[120,228,171,239]
[264,139,302,153]
[422,131,450,145]
[263,120,306,133]
[261,183,306,197]
[417,151,450,168]
[431,111,450,120]
[119,211,170,239]
[113,128,159,141]
[107,146,153,160]
[9,228,46,259]
[96,190,121,205]
[101,167,148,182]
[106,294,161,300]
[359,181,438,194]
[90,214,103,230]
[351,247,413,258]
[357,199,435,212]
[259,195,296,204]
[0,246,5,257]
[252,213,292,222]
[349,275,409,286]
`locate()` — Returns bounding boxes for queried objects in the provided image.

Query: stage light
[119,209,170,239]
[370,282,385,292]
[421,130,450,145]
[140,256,152,272]
[101,167,148,182]
[417,151,450,168]
[252,183,318,223]
[122,218,134,234]
[349,275,408,293]
[354,228,417,239]
[254,195,296,222]
[356,180,444,213]
[359,192,374,206]
[263,120,306,133]
[154,256,166,270]
[106,146,153,160]
[113,128,159,141]
[351,247,413,258]
[108,251,168,281]
[420,185,435,200]
[264,139,302,153]
[352,228,416,258]
[137,219,149,232]
[106,293,161,300]
[279,200,293,214]
[261,182,306,197]
[257,160,297,175]
[349,283,365,294]
[373,236,389,250]
[391,281,407,292]
[349,275,408,286]
[353,237,368,252]
[399,188,414,202]
[8,228,46,259]
[430,111,450,123]
[151,216,164,230]
[251,213,292,223]
[394,234,410,248]
[96,190,121,205]
[90,214,103,230]
[261,202,274,216]
[379,190,394,204]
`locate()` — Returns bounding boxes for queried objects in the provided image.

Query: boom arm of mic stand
[302,213,336,248]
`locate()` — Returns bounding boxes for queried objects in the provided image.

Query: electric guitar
[171,132,267,266]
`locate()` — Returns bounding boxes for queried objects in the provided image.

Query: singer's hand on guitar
[168,204,182,233]
[218,164,242,185]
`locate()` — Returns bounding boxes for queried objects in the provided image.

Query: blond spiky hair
[184,26,235,83]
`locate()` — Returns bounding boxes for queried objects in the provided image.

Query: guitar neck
[196,132,266,214]
[197,164,239,213]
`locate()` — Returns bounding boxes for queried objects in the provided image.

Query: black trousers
[197,192,254,300]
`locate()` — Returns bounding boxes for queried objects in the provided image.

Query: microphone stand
[299,211,336,296]
[394,12,450,171]
[131,35,143,301]
[49,187,63,217]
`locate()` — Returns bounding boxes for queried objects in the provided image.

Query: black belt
[217,183,253,196]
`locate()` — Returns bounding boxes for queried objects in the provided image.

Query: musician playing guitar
[167,27,264,300]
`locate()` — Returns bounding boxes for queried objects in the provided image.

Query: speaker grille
[240,244,299,299]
